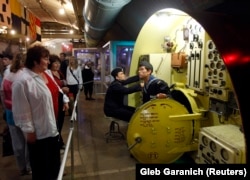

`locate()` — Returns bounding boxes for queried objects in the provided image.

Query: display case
[102,41,135,77]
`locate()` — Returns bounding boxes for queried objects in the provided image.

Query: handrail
[57,90,80,180]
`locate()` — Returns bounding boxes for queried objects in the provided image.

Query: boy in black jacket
[104,67,141,122]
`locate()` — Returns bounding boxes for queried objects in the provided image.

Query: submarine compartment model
[125,9,244,164]
[127,86,203,163]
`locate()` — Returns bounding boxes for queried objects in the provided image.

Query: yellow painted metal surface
[127,98,197,163]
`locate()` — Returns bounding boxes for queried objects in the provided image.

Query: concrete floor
[0,89,195,180]
[64,92,138,180]
[0,92,138,180]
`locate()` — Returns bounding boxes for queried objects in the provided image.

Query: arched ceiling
[14,0,250,47]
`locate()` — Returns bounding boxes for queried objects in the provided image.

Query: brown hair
[25,45,50,69]
[10,53,26,73]
[48,54,61,69]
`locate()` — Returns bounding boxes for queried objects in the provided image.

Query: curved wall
[128,2,250,163]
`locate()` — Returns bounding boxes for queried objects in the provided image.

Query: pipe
[83,0,131,47]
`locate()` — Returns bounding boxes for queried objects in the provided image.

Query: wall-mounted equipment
[186,21,206,92]
[196,124,246,164]
[204,40,232,101]
[171,52,187,69]
[183,27,189,41]
[162,36,176,53]
[209,98,229,116]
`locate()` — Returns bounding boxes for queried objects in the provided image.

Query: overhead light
[0,29,7,35]
[10,29,16,35]
[69,29,74,34]
[59,8,65,15]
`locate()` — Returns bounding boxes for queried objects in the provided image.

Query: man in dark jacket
[104,67,141,122]
[82,60,95,100]
[138,61,171,103]
[59,52,68,78]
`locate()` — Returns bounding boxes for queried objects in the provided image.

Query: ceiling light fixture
[59,8,65,15]
[10,29,16,35]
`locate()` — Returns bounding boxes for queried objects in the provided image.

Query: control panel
[186,21,206,92]
[204,40,232,101]
[196,124,245,164]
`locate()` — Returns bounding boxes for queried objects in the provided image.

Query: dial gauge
[221,149,229,161]
[210,141,217,152]
[202,136,208,146]
[183,28,189,41]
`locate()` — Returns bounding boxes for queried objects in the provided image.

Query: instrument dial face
[210,141,217,152]
[183,28,189,41]
[208,41,213,49]
[221,149,229,161]
[202,136,208,146]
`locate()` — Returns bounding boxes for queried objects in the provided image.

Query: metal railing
[57,81,107,180]
[57,90,80,180]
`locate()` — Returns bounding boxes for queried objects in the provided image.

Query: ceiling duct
[83,0,131,47]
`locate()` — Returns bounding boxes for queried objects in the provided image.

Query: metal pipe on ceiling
[83,0,131,47]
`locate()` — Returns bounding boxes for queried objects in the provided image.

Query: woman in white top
[66,56,83,100]
[12,45,61,180]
